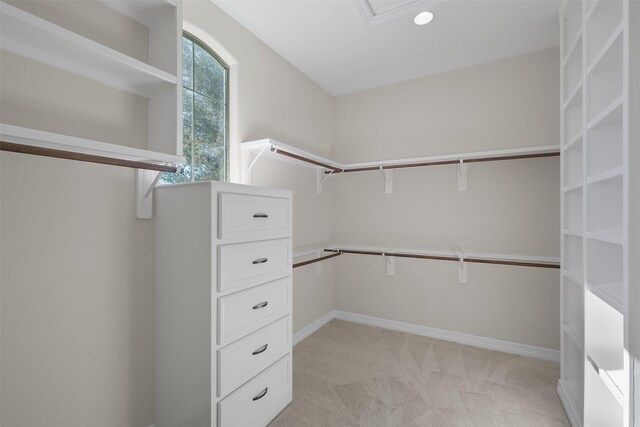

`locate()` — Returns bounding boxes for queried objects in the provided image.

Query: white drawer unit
[217,316,291,397]
[218,238,291,293]
[155,182,292,427]
[218,277,291,346]
[218,354,293,427]
[219,193,291,241]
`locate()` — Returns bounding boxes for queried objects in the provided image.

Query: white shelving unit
[0,0,183,164]
[559,0,633,426]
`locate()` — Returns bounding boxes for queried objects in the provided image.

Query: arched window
[164,32,229,183]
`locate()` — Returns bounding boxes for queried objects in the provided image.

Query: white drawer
[218,354,292,427]
[218,239,290,293]
[217,316,291,397]
[219,193,291,241]
[218,277,291,346]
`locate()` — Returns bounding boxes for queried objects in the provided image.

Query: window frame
[182,31,230,182]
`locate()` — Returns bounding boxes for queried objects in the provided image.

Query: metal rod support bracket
[458,160,467,192]
[457,257,468,284]
[383,252,395,276]
[380,167,393,194]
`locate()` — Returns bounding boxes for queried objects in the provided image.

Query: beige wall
[332,49,561,350]
[1,1,335,426]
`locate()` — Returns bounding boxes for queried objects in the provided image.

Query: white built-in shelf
[589,282,624,314]
[564,270,584,287]
[564,324,585,351]
[0,124,184,165]
[564,133,583,151]
[563,29,583,66]
[587,357,624,407]
[0,1,178,97]
[587,229,623,245]
[563,80,584,110]
[564,228,583,237]
[586,0,603,20]
[587,21,623,74]
[587,95,623,130]
[587,166,623,184]
[563,182,583,193]
[97,0,175,26]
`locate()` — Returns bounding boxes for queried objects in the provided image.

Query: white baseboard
[333,310,560,363]
[293,310,336,346]
[557,380,581,427]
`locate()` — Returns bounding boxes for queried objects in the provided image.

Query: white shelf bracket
[458,160,467,192]
[244,144,270,185]
[457,257,468,284]
[135,169,163,219]
[380,167,393,194]
[317,169,335,195]
[383,252,395,276]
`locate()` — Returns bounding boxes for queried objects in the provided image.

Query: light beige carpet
[270,319,569,427]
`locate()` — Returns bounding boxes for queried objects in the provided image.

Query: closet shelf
[0,1,178,97]
[563,182,583,193]
[587,355,624,405]
[563,228,583,237]
[562,29,583,66]
[0,124,184,172]
[97,0,176,26]
[587,229,623,245]
[564,270,584,287]
[563,324,584,352]
[587,166,623,185]
[243,138,560,175]
[586,0,603,20]
[326,245,560,269]
[563,133,583,151]
[587,96,623,130]
[587,21,623,74]
[589,282,624,314]
[563,80,583,110]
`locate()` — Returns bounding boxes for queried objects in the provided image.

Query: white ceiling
[212,0,561,96]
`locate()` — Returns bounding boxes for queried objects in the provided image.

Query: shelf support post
[457,257,468,284]
[458,160,467,191]
[136,169,162,219]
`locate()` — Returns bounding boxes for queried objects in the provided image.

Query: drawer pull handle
[253,258,268,265]
[253,213,269,219]
[253,301,268,310]
[252,344,268,355]
[252,387,268,401]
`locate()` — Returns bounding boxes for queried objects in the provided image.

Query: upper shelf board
[0,1,177,98]
[242,138,560,173]
[0,124,185,165]
[97,0,176,26]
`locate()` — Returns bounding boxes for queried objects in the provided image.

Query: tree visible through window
[163,32,228,183]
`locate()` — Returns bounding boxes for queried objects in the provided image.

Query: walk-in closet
[0,0,638,426]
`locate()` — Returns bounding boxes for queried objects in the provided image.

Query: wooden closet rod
[270,147,343,172]
[325,152,560,174]
[337,249,560,269]
[0,141,180,173]
[292,251,342,268]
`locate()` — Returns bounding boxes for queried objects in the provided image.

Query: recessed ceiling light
[414,11,434,26]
